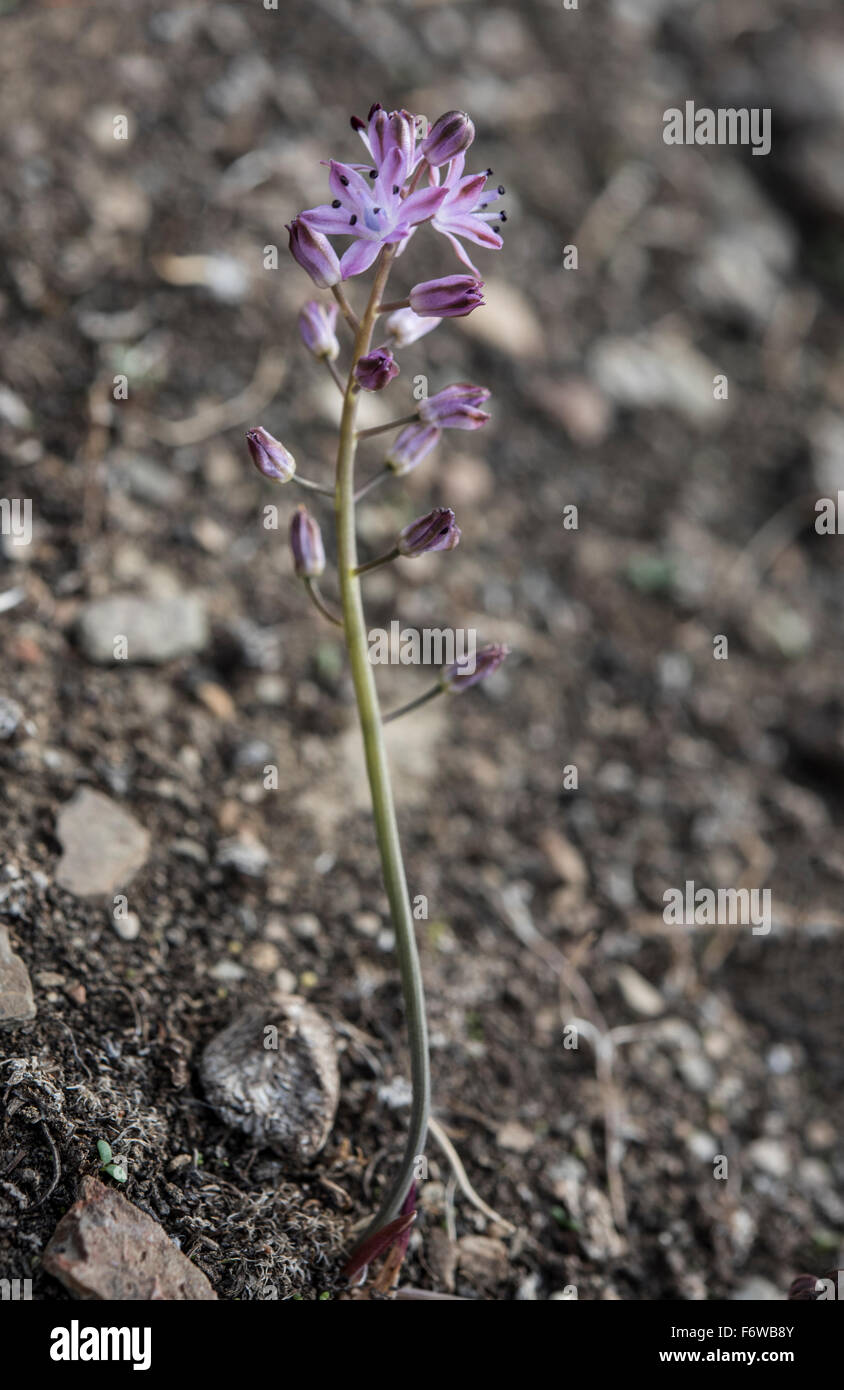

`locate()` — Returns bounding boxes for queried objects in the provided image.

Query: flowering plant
[248,104,509,1278]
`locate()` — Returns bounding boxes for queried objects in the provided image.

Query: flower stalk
[333,245,432,1246]
[249,101,509,1275]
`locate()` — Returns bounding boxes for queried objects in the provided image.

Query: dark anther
[486,167,493,175]
[373,207,381,214]
[499,211,508,222]
[369,169,378,178]
[497,184,505,195]
[350,214,358,225]
[339,175,349,186]
[331,199,341,208]
[493,225,500,234]
[392,185,400,195]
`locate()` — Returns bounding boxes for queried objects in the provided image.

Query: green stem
[303,577,343,627]
[357,414,419,441]
[383,682,445,725]
[335,247,430,1250]
[331,282,360,333]
[354,547,399,577]
[292,475,334,498]
[354,468,392,503]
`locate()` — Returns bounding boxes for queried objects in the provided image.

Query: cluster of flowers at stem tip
[245,102,510,699]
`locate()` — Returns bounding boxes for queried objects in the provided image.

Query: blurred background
[1,0,843,1300]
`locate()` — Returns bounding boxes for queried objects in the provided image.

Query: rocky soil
[1,0,843,1300]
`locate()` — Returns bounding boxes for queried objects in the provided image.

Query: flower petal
[437,213,503,250]
[443,173,488,216]
[340,238,383,279]
[328,160,373,209]
[432,227,482,277]
[402,183,449,225]
[300,204,364,236]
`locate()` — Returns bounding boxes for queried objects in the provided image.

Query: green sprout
[96,1138,128,1184]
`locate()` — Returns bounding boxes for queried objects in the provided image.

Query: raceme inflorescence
[247,103,510,1279]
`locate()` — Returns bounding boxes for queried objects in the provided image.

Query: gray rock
[215,836,269,878]
[43,1176,217,1300]
[0,696,23,740]
[76,594,208,665]
[200,999,339,1160]
[56,788,150,900]
[0,927,36,1027]
[111,452,184,506]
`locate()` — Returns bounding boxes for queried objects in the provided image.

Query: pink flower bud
[290,505,325,578]
[418,382,491,430]
[385,307,441,348]
[385,422,441,475]
[397,507,461,557]
[298,300,340,361]
[354,348,400,392]
[409,276,485,319]
[443,643,509,692]
[286,217,341,288]
[421,110,475,167]
[246,426,296,483]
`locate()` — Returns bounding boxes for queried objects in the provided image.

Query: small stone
[76,594,208,665]
[111,452,183,506]
[497,1120,535,1154]
[462,278,545,359]
[43,1176,217,1300]
[590,330,721,424]
[377,1076,412,1110]
[215,836,269,877]
[0,696,23,740]
[112,911,141,942]
[807,1120,836,1151]
[747,1138,790,1179]
[531,376,612,447]
[615,964,664,1018]
[199,998,339,1160]
[35,970,65,988]
[352,911,381,938]
[0,927,36,1027]
[195,681,236,720]
[687,1131,719,1162]
[456,1235,509,1290]
[291,912,320,941]
[56,788,150,900]
[244,941,281,974]
[209,960,247,983]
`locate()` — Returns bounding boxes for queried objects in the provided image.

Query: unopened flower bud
[290,505,325,578]
[299,300,340,361]
[397,507,461,558]
[422,110,475,167]
[443,642,509,692]
[409,276,484,319]
[286,217,342,288]
[385,422,441,475]
[385,307,441,348]
[418,382,491,430]
[354,348,400,392]
[246,426,296,482]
